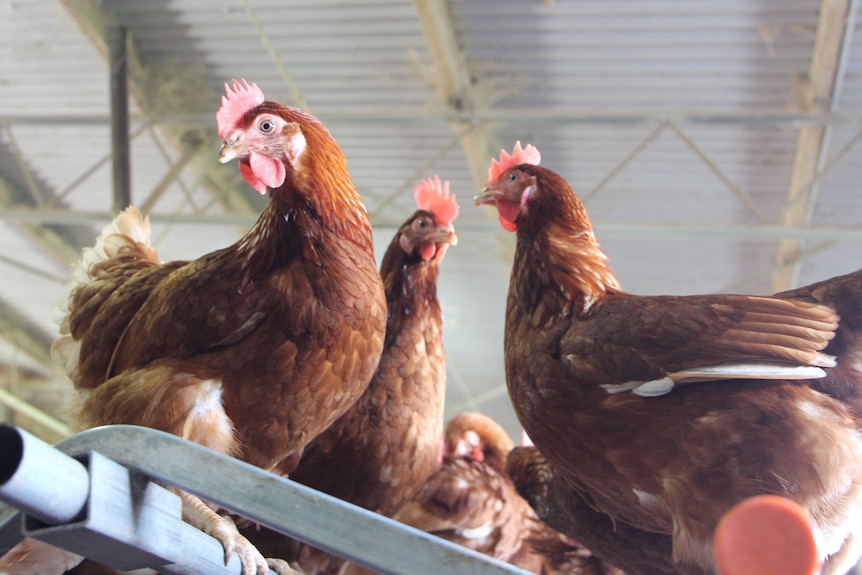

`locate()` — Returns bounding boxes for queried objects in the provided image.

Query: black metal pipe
[108,26,131,211]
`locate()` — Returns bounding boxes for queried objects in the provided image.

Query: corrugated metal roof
[1,0,861,454]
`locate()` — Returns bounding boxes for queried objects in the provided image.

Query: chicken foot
[181,492,302,575]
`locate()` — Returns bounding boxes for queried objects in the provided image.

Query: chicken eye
[258,118,276,134]
[507,171,519,183]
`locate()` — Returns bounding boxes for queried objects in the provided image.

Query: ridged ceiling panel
[0,0,860,446]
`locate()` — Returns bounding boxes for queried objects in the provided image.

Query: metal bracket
[0,425,532,575]
[24,451,184,571]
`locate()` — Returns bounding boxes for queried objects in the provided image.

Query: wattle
[239,162,267,194]
[496,200,520,232]
[239,151,286,195]
[419,242,436,261]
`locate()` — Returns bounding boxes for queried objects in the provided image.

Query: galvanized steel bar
[0,426,88,525]
[0,425,531,575]
[0,429,251,575]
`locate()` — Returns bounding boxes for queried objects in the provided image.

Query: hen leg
[181,492,300,575]
[76,367,301,575]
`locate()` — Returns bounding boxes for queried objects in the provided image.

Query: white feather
[603,361,829,398]
[633,377,675,397]
[599,381,641,395]
[51,207,156,380]
[668,362,827,384]
[455,521,495,541]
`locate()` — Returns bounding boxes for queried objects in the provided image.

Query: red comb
[216,79,265,139]
[486,141,541,184]
[414,175,459,227]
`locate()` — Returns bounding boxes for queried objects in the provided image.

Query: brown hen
[241,176,458,574]
[475,142,862,575]
[391,412,535,567]
[508,445,686,575]
[390,412,615,575]
[0,80,386,575]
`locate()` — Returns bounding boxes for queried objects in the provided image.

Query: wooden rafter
[413,0,491,187]
[771,0,856,291]
[0,176,84,378]
[0,386,71,443]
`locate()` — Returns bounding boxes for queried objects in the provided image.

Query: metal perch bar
[0,424,532,575]
[0,426,88,525]
[0,427,263,575]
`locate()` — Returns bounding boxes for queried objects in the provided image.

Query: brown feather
[478,161,862,574]
[242,208,455,575]
[508,446,684,575]
[392,413,533,565]
[37,100,388,575]
[392,413,620,575]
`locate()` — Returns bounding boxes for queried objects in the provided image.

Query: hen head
[444,412,514,473]
[217,79,338,196]
[474,142,595,241]
[473,141,541,232]
[399,175,459,262]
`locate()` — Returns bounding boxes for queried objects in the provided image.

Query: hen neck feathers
[513,172,621,317]
[380,240,442,348]
[241,102,375,255]
[231,104,375,284]
[235,175,373,287]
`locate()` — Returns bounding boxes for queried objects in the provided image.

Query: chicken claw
[209,515,303,575]
[209,514,267,574]
[181,493,299,575]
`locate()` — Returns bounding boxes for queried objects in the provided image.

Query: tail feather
[777,268,862,405]
[52,207,160,380]
[74,207,157,283]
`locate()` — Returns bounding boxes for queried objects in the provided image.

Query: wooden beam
[413,0,491,187]
[0,175,82,266]
[0,134,92,383]
[0,132,87,271]
[771,0,855,291]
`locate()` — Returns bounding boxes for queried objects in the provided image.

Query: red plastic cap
[713,495,822,575]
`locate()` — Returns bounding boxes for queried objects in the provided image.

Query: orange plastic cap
[713,495,822,575]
